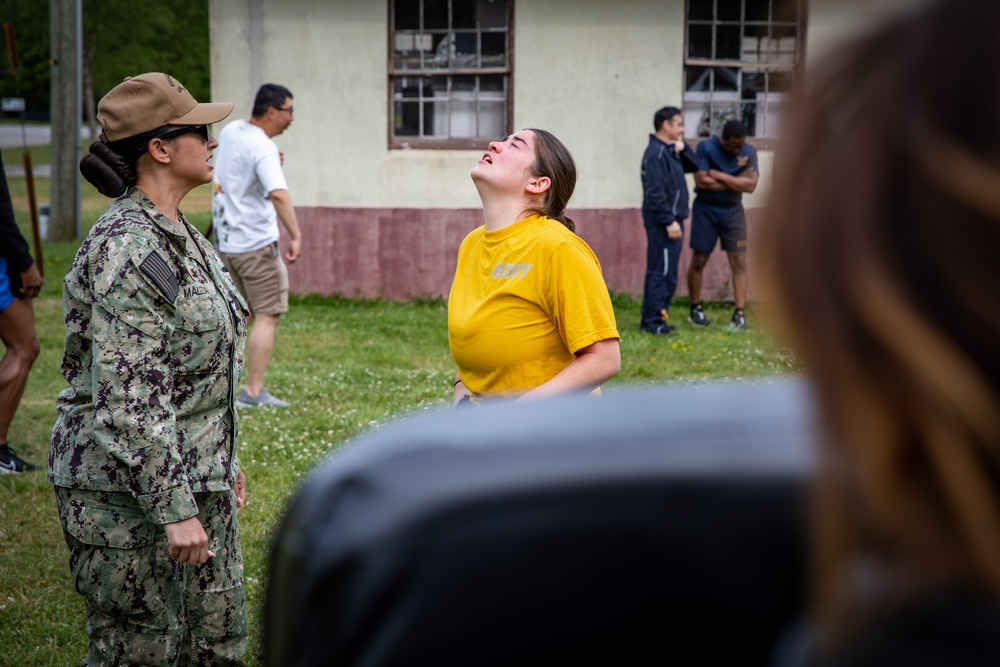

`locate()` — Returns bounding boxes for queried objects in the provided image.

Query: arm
[708,168,759,194]
[695,169,728,191]
[519,338,621,400]
[453,375,471,407]
[90,242,204,562]
[268,189,302,263]
[17,263,42,298]
[642,146,683,239]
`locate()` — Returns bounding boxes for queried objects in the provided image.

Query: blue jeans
[640,220,683,329]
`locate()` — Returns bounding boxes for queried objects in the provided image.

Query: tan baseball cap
[98,72,234,143]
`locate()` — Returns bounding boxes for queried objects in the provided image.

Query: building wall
[210,0,906,302]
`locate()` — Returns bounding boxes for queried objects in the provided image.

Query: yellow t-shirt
[448,215,620,398]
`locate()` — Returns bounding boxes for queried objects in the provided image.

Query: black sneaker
[688,303,710,327]
[0,444,38,474]
[641,323,676,336]
[730,309,750,331]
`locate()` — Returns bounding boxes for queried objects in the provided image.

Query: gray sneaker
[236,388,290,408]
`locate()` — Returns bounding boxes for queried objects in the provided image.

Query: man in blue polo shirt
[639,106,698,336]
[686,120,758,330]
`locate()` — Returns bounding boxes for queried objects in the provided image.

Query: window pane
[477,101,505,137]
[714,66,738,91]
[746,0,770,23]
[480,0,507,28]
[686,65,710,91]
[454,32,478,66]
[481,32,506,67]
[718,0,741,21]
[449,98,477,137]
[480,73,504,92]
[395,101,419,136]
[688,24,713,59]
[716,24,741,59]
[394,46,422,70]
[394,0,420,29]
[429,33,450,68]
[453,0,476,29]
[741,101,759,137]
[425,0,448,29]
[689,0,713,22]
[741,71,764,103]
[452,74,475,91]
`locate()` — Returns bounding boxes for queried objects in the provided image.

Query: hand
[284,237,301,263]
[164,516,215,565]
[235,468,247,513]
[453,379,471,407]
[666,221,683,240]
[19,264,42,299]
[673,139,685,153]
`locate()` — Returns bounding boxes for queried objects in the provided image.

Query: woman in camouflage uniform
[50,73,250,666]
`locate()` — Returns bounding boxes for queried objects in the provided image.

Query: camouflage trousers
[55,487,248,666]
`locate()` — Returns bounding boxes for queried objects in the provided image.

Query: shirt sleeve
[256,142,289,196]
[695,141,712,172]
[0,157,33,272]
[546,239,620,355]
[89,237,198,525]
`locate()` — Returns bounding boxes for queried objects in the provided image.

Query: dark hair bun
[79,141,133,198]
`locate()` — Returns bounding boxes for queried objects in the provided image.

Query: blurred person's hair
[721,120,746,140]
[252,83,294,118]
[654,106,682,132]
[758,0,1000,645]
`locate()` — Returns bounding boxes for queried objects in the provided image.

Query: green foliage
[82,0,212,103]
[0,0,212,119]
[0,0,50,111]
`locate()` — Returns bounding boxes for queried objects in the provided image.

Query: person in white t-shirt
[213,83,302,408]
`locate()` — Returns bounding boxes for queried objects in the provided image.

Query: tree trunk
[82,42,97,141]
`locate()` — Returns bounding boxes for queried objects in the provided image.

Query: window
[390,0,512,148]
[684,0,803,140]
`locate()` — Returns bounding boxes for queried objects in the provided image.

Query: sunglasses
[155,124,210,142]
[273,105,294,114]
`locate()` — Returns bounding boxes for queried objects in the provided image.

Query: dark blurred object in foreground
[266,378,816,666]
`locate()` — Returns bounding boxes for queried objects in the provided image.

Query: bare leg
[728,251,748,310]
[0,298,40,444]
[245,313,280,396]
[686,251,711,305]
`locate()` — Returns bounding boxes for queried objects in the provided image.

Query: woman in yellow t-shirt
[449,128,621,405]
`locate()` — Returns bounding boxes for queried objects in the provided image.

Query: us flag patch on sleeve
[139,250,179,303]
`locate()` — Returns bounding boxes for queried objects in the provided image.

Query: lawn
[0,171,798,665]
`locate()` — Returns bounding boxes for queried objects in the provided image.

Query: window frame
[683,0,806,148]
[388,0,515,150]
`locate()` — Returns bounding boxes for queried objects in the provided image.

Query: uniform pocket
[172,294,227,378]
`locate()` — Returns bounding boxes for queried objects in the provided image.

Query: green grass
[0,171,800,665]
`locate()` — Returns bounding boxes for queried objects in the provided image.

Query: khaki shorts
[219,242,289,316]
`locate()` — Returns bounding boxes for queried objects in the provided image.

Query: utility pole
[49,0,81,241]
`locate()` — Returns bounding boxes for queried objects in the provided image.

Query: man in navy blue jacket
[640,106,698,335]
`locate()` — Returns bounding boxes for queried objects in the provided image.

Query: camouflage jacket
[50,189,249,526]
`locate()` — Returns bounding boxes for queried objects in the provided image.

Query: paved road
[0,123,58,148]
[0,124,95,176]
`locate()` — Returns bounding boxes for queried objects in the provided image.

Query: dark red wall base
[286,207,760,303]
